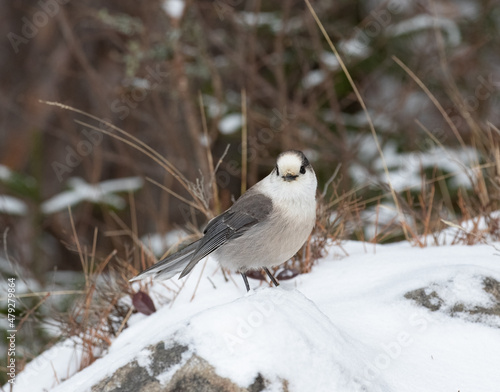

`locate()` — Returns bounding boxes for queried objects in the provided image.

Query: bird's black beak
[283,173,299,182]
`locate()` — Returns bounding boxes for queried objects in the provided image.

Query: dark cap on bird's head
[275,150,312,182]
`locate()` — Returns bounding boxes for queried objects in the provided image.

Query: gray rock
[63,289,390,392]
[404,288,443,312]
[404,276,500,325]
[164,355,267,392]
[91,342,268,392]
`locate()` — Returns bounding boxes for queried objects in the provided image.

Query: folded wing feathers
[178,210,258,278]
[130,191,274,282]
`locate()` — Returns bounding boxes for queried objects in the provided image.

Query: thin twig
[0,290,85,301]
[17,293,50,331]
[40,101,213,217]
[145,177,207,213]
[391,56,466,149]
[190,258,209,302]
[241,88,248,195]
[90,227,98,277]
[115,306,134,337]
[40,101,188,183]
[198,92,220,213]
[68,206,87,287]
[108,211,156,263]
[214,144,230,174]
[322,163,341,198]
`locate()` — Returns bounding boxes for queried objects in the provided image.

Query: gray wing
[179,191,273,278]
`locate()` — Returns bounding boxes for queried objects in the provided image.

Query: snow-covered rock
[405,276,500,327]
[50,289,391,392]
[9,240,500,392]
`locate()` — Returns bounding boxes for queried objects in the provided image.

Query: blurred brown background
[0,0,499,278]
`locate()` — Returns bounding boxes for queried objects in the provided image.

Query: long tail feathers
[129,240,201,282]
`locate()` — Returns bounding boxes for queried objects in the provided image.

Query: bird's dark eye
[300,165,306,174]
[276,165,280,176]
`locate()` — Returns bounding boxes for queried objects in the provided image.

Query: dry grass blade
[241,88,248,195]
[116,307,134,337]
[73,118,211,217]
[415,119,476,174]
[90,227,98,282]
[441,219,464,231]
[40,100,211,218]
[303,0,409,240]
[198,92,220,214]
[0,290,85,301]
[392,56,466,149]
[190,258,210,302]
[321,164,341,198]
[17,293,50,331]
[68,206,87,286]
[430,4,483,142]
[41,101,187,182]
[107,211,156,264]
[146,177,206,212]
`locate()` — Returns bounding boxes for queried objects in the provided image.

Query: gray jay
[130,150,317,291]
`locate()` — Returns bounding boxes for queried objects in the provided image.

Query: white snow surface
[161,0,185,19]
[41,177,143,214]
[236,12,303,33]
[11,240,500,392]
[140,229,188,257]
[302,69,326,89]
[218,113,243,135]
[12,339,84,391]
[349,136,480,191]
[320,52,340,71]
[387,15,461,46]
[339,38,372,60]
[0,164,12,180]
[0,195,28,215]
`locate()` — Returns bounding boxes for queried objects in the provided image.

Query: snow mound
[11,339,85,391]
[178,288,390,391]
[9,240,500,392]
[46,289,390,392]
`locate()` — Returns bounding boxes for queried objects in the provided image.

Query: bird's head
[266,150,317,196]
